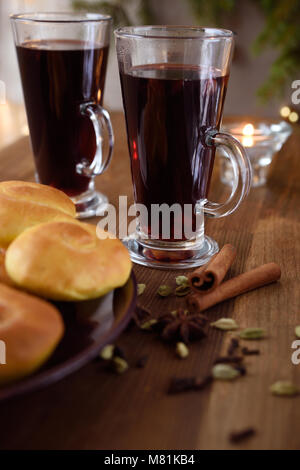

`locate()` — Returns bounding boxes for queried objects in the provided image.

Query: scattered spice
[242,346,260,356]
[214,355,243,365]
[212,364,240,380]
[175,284,191,297]
[157,285,173,297]
[175,275,189,286]
[99,344,126,361]
[99,344,115,361]
[135,355,149,368]
[155,309,208,343]
[171,309,188,316]
[210,318,239,331]
[239,327,266,340]
[270,381,300,397]
[295,326,300,338]
[194,375,214,391]
[229,427,256,443]
[168,375,213,394]
[134,306,152,326]
[140,318,157,331]
[176,342,189,359]
[234,364,247,376]
[137,283,146,296]
[168,377,196,394]
[228,337,240,356]
[112,357,129,374]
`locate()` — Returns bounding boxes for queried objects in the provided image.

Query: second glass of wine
[115,26,252,269]
[11,12,113,218]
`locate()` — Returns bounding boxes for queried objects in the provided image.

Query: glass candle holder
[219,120,292,187]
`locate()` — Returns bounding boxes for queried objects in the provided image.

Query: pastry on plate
[5,220,132,301]
[0,249,13,286]
[0,283,64,385]
[0,180,76,247]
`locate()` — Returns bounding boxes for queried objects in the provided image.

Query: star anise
[134,306,152,327]
[155,308,208,343]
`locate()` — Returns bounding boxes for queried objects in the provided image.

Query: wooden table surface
[0,112,299,450]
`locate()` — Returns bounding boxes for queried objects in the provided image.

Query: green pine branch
[189,0,300,101]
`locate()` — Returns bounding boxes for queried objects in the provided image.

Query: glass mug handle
[76,103,114,177]
[203,130,252,218]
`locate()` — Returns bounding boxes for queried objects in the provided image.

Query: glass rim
[10,12,112,24]
[114,25,234,40]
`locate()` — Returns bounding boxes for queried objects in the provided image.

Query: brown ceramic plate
[0,271,136,402]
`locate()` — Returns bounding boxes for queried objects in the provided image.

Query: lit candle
[242,123,254,147]
[220,119,292,188]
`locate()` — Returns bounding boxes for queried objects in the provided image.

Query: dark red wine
[120,64,228,240]
[17,40,108,197]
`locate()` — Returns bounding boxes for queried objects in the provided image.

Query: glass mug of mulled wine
[11,13,113,218]
[115,26,252,268]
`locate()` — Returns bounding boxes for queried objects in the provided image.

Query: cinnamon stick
[187,263,281,312]
[188,244,237,294]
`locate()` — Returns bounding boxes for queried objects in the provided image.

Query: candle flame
[289,111,299,123]
[280,106,291,118]
[242,136,254,147]
[242,123,254,136]
[242,123,254,147]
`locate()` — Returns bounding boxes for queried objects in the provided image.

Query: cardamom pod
[99,344,114,360]
[295,326,300,338]
[157,285,173,297]
[112,357,129,374]
[270,381,299,397]
[175,284,190,297]
[176,342,189,359]
[137,283,146,296]
[212,364,240,380]
[140,318,157,330]
[175,275,189,286]
[211,318,239,331]
[239,328,266,340]
[171,309,188,316]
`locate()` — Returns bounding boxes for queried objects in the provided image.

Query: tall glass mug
[11,13,113,218]
[115,26,252,269]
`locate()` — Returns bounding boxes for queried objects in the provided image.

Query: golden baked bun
[0,249,14,287]
[5,221,132,301]
[0,180,76,247]
[0,283,64,385]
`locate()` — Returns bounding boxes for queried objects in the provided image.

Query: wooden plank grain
[195,126,300,450]
[0,114,299,450]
